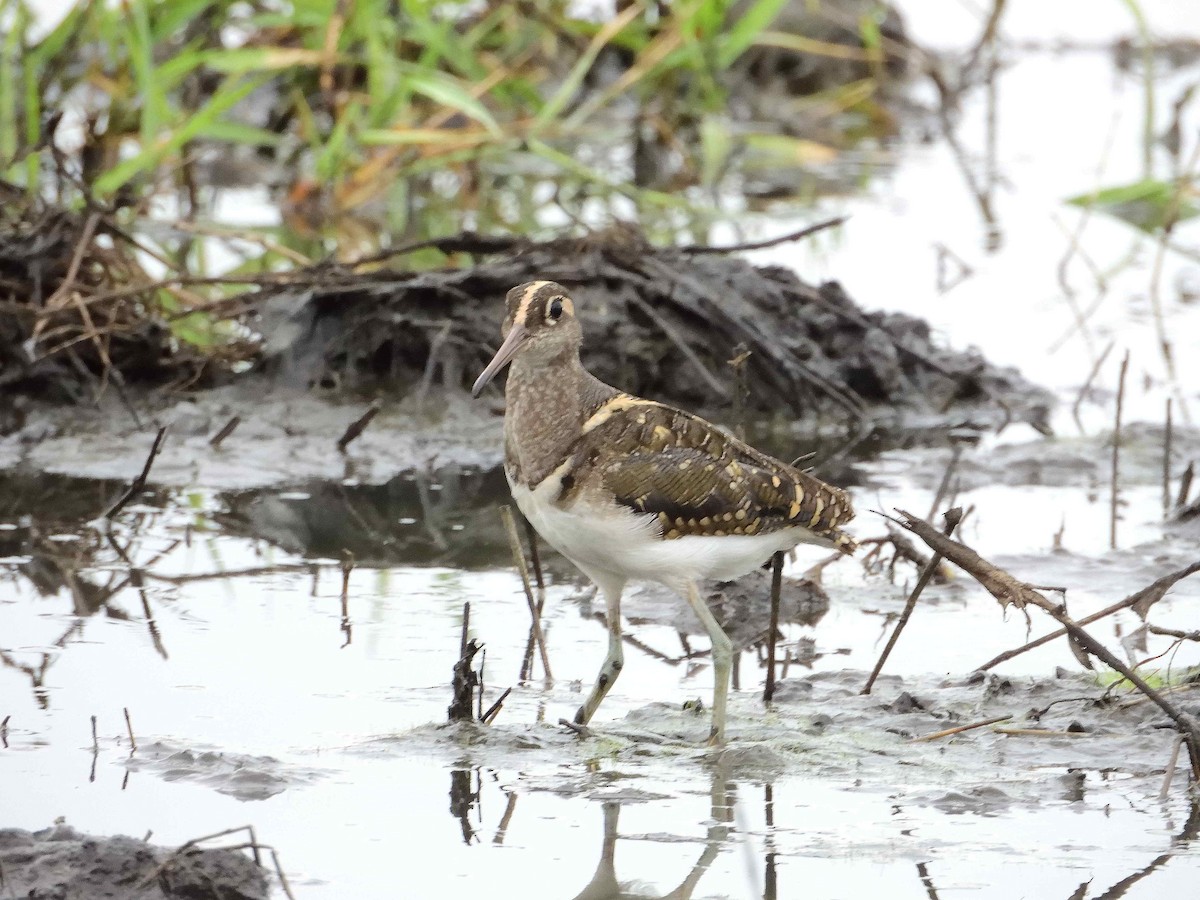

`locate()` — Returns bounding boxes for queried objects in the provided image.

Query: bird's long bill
[470,322,527,397]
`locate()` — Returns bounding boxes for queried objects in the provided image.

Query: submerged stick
[1110,350,1129,550]
[501,506,552,681]
[481,687,513,725]
[104,426,168,519]
[862,508,962,695]
[763,552,784,703]
[337,400,381,452]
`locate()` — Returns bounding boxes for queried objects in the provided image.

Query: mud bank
[0,230,1056,490]
[0,824,269,900]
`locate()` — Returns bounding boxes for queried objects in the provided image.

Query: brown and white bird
[472,281,856,744]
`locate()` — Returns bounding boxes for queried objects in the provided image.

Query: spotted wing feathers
[565,397,856,551]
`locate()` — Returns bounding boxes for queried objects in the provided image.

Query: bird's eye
[548,298,564,320]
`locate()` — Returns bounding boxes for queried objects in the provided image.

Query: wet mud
[0,824,269,900]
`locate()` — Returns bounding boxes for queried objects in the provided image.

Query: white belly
[509,468,817,592]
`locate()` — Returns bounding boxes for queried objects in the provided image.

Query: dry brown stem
[862,507,963,694]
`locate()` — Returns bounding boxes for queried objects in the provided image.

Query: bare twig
[993,727,1089,738]
[1160,735,1184,801]
[521,516,545,593]
[103,426,168,519]
[862,508,963,694]
[1147,624,1200,642]
[895,509,1200,777]
[1111,350,1129,549]
[558,717,593,738]
[626,291,729,399]
[1177,461,1194,511]
[1071,340,1114,434]
[678,216,846,255]
[123,707,136,753]
[208,416,241,449]
[337,400,382,452]
[975,560,1200,670]
[912,714,1012,743]
[339,550,353,648]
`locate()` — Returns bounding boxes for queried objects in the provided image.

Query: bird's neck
[505,349,614,487]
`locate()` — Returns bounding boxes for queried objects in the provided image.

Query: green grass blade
[93,74,268,196]
[404,69,500,135]
[127,0,168,146]
[532,2,644,131]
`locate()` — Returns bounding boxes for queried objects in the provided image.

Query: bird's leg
[683,580,733,746]
[575,583,625,726]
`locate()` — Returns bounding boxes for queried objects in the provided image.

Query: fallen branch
[678,216,847,255]
[501,506,552,682]
[895,508,1200,779]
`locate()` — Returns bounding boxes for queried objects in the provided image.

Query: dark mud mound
[0,189,253,401]
[253,228,1053,430]
[0,824,269,900]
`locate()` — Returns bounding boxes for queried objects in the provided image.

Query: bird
[471,280,856,744]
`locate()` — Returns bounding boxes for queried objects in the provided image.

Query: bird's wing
[564,396,855,550]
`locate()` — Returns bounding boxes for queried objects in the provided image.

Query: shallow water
[5,1,1200,898]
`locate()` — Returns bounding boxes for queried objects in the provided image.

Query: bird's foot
[559,717,593,739]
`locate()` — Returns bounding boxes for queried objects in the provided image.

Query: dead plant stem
[1110,350,1129,550]
[862,508,963,694]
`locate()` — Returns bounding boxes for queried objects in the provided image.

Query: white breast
[508,466,818,593]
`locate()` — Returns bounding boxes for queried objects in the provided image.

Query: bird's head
[471,280,581,397]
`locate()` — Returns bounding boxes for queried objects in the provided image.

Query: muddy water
[3,423,1199,899]
[5,3,1200,899]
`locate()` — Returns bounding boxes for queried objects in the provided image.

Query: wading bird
[472,281,856,744]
